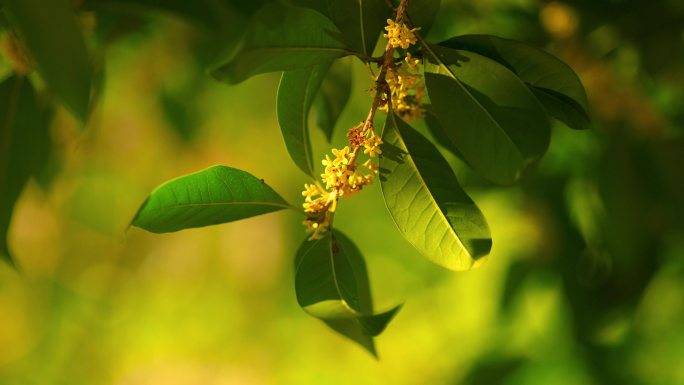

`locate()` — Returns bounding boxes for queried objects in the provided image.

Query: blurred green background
[2,0,684,384]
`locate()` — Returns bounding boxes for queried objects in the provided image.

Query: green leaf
[4,0,92,123]
[422,104,464,160]
[294,230,401,356]
[423,44,551,185]
[406,0,440,36]
[277,63,330,178]
[291,0,390,56]
[326,0,389,56]
[439,35,590,130]
[380,113,492,271]
[210,3,353,84]
[131,165,293,233]
[530,87,591,131]
[315,58,352,141]
[0,75,52,266]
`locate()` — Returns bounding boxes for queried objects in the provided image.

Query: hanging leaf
[4,0,93,124]
[530,87,591,131]
[0,75,52,266]
[422,104,465,160]
[325,0,389,56]
[132,165,294,233]
[210,3,353,84]
[291,0,390,56]
[406,0,441,36]
[277,63,331,178]
[294,230,401,357]
[315,58,352,141]
[380,112,492,271]
[439,35,590,130]
[423,44,550,185]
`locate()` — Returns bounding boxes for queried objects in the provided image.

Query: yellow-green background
[2,1,684,384]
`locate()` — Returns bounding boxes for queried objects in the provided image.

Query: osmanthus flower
[301,139,380,239]
[381,63,425,120]
[363,133,383,158]
[384,19,419,49]
[378,19,426,121]
[301,15,423,240]
[405,52,420,72]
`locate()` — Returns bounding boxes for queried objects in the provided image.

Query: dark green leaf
[4,0,92,123]
[294,230,401,356]
[0,75,52,266]
[380,113,492,271]
[422,104,464,160]
[315,58,352,141]
[531,87,591,131]
[439,35,590,130]
[406,0,440,36]
[210,3,352,84]
[326,0,389,56]
[423,44,550,185]
[291,0,390,56]
[132,165,293,233]
[277,63,330,177]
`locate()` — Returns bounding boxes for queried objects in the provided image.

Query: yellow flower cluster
[302,127,382,239]
[384,19,418,49]
[379,18,425,121]
[380,53,425,121]
[384,65,425,120]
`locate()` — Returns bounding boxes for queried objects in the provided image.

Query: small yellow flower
[363,159,379,174]
[405,53,421,72]
[322,154,334,168]
[331,146,351,166]
[384,18,419,49]
[363,134,383,158]
[302,183,321,199]
[301,125,384,237]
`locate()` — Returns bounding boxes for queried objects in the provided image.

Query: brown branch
[346,0,409,166]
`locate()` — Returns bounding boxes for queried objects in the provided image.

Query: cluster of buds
[302,124,382,239]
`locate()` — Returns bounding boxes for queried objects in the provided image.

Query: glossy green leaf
[530,87,591,131]
[406,0,440,36]
[292,0,390,56]
[439,35,590,130]
[315,58,352,141]
[294,230,401,356]
[210,3,352,84]
[0,76,52,266]
[380,113,492,271]
[422,104,464,160]
[277,63,330,177]
[4,0,92,123]
[132,165,293,233]
[423,44,550,185]
[326,0,389,56]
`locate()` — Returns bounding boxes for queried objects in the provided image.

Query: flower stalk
[302,0,423,239]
